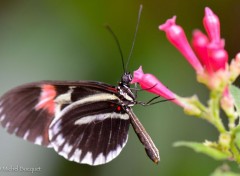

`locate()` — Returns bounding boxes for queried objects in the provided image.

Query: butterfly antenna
[105,24,126,73]
[125,4,143,70]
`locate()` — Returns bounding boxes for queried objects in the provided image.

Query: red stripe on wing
[35,85,57,115]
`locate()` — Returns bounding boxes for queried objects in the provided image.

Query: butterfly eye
[121,73,132,84]
[128,74,133,82]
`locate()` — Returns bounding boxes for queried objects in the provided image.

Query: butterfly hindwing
[49,97,130,165]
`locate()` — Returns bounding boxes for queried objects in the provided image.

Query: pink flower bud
[159,16,203,73]
[207,46,228,73]
[236,53,240,62]
[192,30,209,66]
[229,53,240,79]
[131,66,184,107]
[203,7,221,44]
[221,88,235,127]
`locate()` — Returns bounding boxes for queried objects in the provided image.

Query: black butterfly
[0,5,160,166]
[0,73,159,165]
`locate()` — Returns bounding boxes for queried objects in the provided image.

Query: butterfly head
[120,72,132,86]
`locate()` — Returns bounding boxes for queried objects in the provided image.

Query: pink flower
[192,30,209,66]
[131,66,184,107]
[131,66,202,115]
[207,47,228,73]
[230,53,240,78]
[159,16,203,73]
[159,7,228,75]
[221,88,234,110]
[203,7,221,44]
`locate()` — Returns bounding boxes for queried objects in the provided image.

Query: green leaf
[230,85,240,117]
[235,127,240,149]
[211,170,240,176]
[210,164,240,176]
[174,141,230,160]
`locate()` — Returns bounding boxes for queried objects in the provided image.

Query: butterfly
[0,5,160,166]
[0,73,160,166]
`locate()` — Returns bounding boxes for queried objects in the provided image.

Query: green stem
[194,99,206,112]
[230,139,240,164]
[228,114,236,130]
[209,91,226,133]
[230,128,240,163]
[215,119,227,133]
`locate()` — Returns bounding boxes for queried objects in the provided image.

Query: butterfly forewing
[49,99,130,165]
[0,81,118,147]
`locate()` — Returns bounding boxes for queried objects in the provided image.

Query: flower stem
[230,138,240,164]
[208,91,226,133]
[228,113,236,130]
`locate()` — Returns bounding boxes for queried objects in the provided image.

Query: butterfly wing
[0,81,119,147]
[0,82,56,146]
[49,99,130,165]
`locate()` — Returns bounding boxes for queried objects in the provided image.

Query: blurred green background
[0,1,240,176]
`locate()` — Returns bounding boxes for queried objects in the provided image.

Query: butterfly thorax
[117,72,136,107]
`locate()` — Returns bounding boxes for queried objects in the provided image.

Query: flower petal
[192,30,209,66]
[203,7,221,44]
[159,16,203,73]
[207,47,228,72]
[131,66,184,107]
